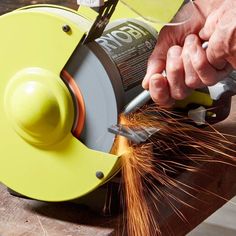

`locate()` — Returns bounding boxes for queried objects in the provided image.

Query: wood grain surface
[0,1,236,236]
[0,184,118,236]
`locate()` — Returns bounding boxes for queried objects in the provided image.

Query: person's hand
[199,0,236,69]
[143,0,231,107]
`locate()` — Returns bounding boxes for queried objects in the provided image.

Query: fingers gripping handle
[123,43,209,115]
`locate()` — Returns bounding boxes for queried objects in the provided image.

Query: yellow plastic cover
[120,0,194,24]
[0,5,120,202]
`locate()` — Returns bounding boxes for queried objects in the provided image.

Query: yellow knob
[4,68,75,147]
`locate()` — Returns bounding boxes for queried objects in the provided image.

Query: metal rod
[123,90,151,115]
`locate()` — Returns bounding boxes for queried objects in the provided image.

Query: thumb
[206,33,227,70]
[143,27,172,89]
[143,58,165,89]
[199,10,219,40]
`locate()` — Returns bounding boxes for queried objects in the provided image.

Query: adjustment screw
[62,24,71,33]
[96,171,104,179]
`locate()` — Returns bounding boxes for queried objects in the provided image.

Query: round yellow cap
[4,67,74,147]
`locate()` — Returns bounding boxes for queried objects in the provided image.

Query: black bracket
[83,0,119,43]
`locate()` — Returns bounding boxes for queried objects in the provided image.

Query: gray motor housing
[65,19,157,153]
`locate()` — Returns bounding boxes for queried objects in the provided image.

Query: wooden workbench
[0,1,236,235]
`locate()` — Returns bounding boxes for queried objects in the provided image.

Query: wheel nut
[96,171,104,179]
[62,25,71,33]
